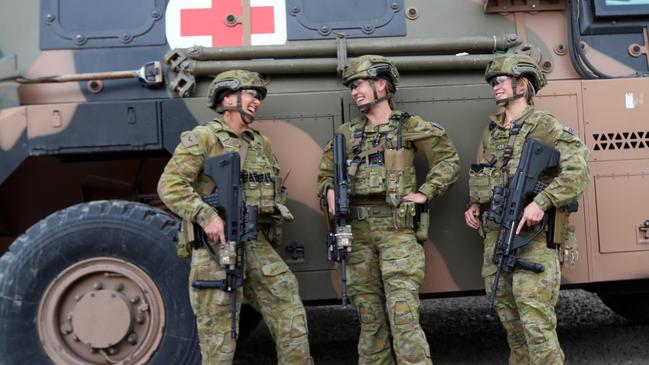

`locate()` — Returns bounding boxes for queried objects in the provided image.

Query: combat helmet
[485,52,546,105]
[206,69,267,122]
[342,55,400,111]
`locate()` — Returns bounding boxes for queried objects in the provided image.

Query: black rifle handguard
[191,152,258,340]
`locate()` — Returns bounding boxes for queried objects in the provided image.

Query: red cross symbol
[180,0,275,47]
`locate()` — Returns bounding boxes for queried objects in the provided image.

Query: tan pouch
[177,220,196,259]
[552,207,579,268]
[558,223,579,269]
[384,148,406,171]
[552,209,570,245]
[385,149,410,207]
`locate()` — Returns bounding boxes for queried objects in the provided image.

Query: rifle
[191,152,258,340]
[485,138,560,319]
[326,133,353,308]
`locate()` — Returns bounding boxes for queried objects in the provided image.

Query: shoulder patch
[564,127,576,135]
[180,132,199,148]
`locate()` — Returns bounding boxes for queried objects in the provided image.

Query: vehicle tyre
[0,200,200,365]
[598,292,649,323]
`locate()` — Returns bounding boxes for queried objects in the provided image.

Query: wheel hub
[71,289,133,349]
[38,257,165,364]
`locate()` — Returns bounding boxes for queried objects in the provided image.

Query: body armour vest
[207,122,282,215]
[346,112,417,207]
[469,109,558,204]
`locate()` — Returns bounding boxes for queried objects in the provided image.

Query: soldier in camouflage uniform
[317,55,460,364]
[464,53,590,365]
[158,70,313,365]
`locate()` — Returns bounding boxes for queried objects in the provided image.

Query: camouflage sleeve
[157,129,220,228]
[478,125,492,164]
[533,121,590,210]
[316,139,334,198]
[409,119,461,199]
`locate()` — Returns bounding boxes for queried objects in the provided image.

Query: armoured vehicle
[1,0,648,363]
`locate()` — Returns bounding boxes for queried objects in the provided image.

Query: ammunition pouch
[177,220,196,259]
[242,171,276,214]
[469,164,501,204]
[551,207,579,268]
[384,148,416,207]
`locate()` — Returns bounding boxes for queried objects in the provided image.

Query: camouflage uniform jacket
[317,110,460,203]
[472,105,590,211]
[158,118,283,229]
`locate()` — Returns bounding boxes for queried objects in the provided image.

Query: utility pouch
[553,207,579,268]
[177,220,196,259]
[394,201,416,229]
[415,210,430,243]
[385,148,415,207]
[552,209,570,245]
[559,225,578,268]
[468,165,499,204]
[384,148,406,171]
[259,181,275,214]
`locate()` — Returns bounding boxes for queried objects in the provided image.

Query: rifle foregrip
[516,259,544,273]
[192,280,227,289]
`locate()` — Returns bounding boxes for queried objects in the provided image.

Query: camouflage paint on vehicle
[2,0,649,364]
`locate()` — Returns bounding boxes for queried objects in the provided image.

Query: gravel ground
[234,289,649,364]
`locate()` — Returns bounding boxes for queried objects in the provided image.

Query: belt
[350,205,394,220]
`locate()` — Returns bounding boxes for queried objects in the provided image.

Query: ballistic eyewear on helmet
[241,89,261,100]
[489,75,511,87]
[367,64,391,77]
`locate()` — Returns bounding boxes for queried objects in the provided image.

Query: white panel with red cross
[165,0,287,49]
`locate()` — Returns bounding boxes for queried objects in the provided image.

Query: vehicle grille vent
[592,131,649,151]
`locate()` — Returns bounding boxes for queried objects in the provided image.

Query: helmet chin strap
[356,79,393,113]
[495,77,525,106]
[221,91,256,123]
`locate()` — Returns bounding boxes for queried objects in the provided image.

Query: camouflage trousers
[482,229,564,365]
[344,216,432,365]
[188,234,313,365]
